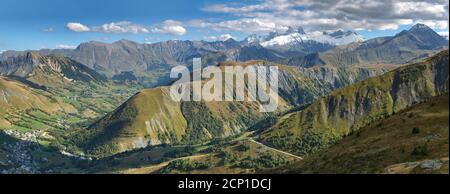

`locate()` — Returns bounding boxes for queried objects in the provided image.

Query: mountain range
[287,24,449,67]
[0,23,448,174]
[74,61,390,157]
[250,27,364,52]
[2,24,446,87]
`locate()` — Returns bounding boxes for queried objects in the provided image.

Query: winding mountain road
[119,153,214,174]
[249,138,303,160]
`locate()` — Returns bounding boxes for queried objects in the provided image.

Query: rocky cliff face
[0,52,37,77]
[278,65,390,105]
[261,50,449,155]
[0,52,105,87]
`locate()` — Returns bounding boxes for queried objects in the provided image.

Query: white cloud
[93,21,149,34]
[197,0,450,33]
[66,22,90,32]
[66,20,186,35]
[66,21,149,34]
[205,34,237,41]
[377,23,400,31]
[202,3,267,14]
[42,27,54,32]
[152,20,187,36]
[394,2,447,18]
[0,50,5,54]
[438,31,449,40]
[56,44,77,49]
[190,18,282,33]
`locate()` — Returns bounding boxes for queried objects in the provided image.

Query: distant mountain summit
[287,24,449,67]
[394,23,449,50]
[244,26,364,52]
[0,24,446,87]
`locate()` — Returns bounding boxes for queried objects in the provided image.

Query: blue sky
[0,0,448,51]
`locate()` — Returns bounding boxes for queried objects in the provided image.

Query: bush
[221,151,238,166]
[248,115,277,131]
[412,144,428,156]
[235,153,289,169]
[236,144,250,152]
[412,127,420,134]
[268,131,341,156]
[163,159,211,172]
[181,101,224,144]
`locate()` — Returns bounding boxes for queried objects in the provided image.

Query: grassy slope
[0,76,76,128]
[1,53,142,159]
[80,87,188,157]
[261,50,449,156]
[274,94,449,174]
[81,84,272,157]
[78,60,393,158]
[114,138,300,174]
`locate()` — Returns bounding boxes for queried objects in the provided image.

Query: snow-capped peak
[256,27,364,47]
[260,33,307,47]
[244,34,262,44]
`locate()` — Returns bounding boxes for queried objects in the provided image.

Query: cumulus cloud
[66,21,149,34]
[152,20,187,36]
[205,34,237,41]
[65,21,186,35]
[196,0,449,33]
[93,21,149,34]
[190,18,283,33]
[66,22,90,32]
[56,44,77,49]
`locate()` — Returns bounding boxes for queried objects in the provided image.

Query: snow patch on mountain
[260,33,307,47]
[257,27,364,47]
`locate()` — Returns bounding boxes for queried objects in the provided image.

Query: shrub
[412,127,420,134]
[181,101,224,144]
[412,144,428,156]
[163,159,211,172]
[221,151,238,166]
[236,144,250,152]
[235,153,289,169]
